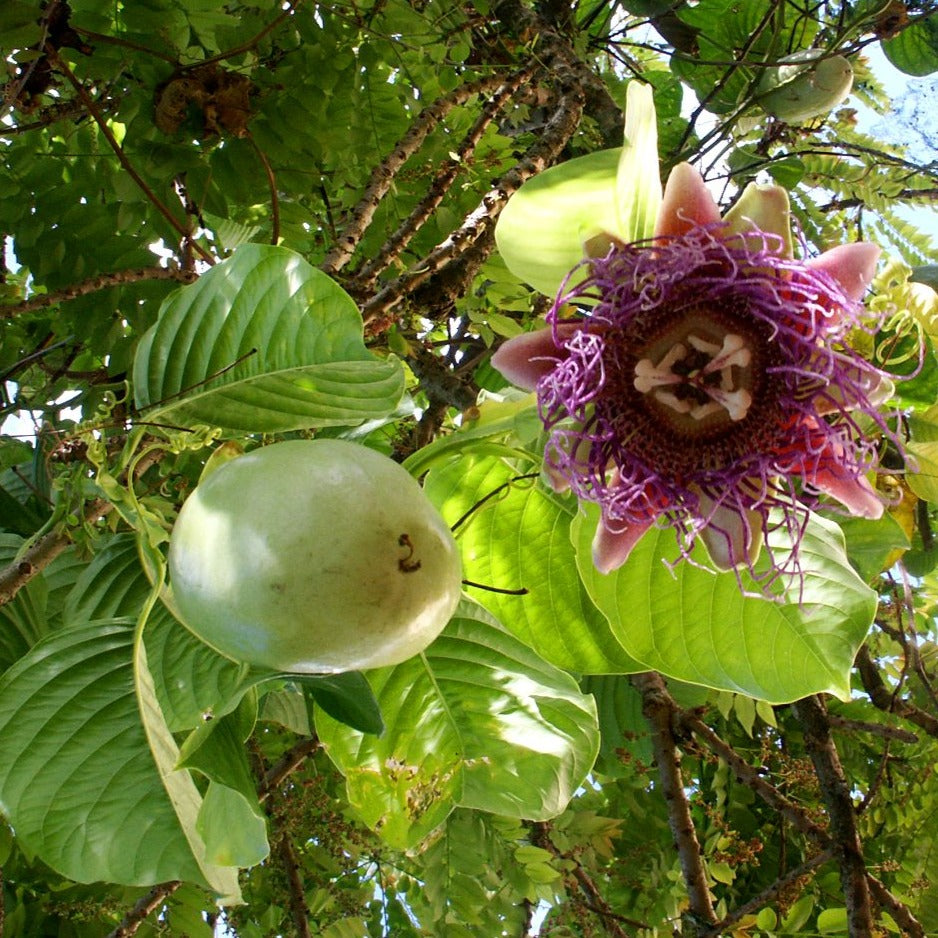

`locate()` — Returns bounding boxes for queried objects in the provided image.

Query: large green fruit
[757,51,854,123]
[168,440,463,673]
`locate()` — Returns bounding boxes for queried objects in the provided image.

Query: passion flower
[168,439,463,673]
[493,163,893,585]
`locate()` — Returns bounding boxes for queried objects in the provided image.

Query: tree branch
[632,672,717,932]
[856,644,938,740]
[792,695,874,938]
[105,881,181,938]
[680,710,829,842]
[867,874,926,938]
[1,267,195,319]
[351,68,532,289]
[320,72,514,276]
[360,80,584,331]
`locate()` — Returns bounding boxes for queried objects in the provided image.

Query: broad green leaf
[318,600,599,849]
[573,504,877,703]
[134,624,242,902]
[196,782,269,868]
[133,244,404,431]
[817,907,849,934]
[836,510,910,583]
[495,148,621,296]
[62,533,256,731]
[424,455,642,673]
[583,674,653,774]
[883,16,938,76]
[303,670,384,735]
[0,621,230,892]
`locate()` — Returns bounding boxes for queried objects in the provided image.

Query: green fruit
[168,439,463,673]
[758,50,854,123]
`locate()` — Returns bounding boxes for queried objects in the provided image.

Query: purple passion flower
[493,163,892,586]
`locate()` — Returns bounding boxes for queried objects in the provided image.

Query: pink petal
[654,163,721,239]
[592,516,656,573]
[696,494,764,570]
[491,327,570,391]
[811,466,884,520]
[806,243,881,302]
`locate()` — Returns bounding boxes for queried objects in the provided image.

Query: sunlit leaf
[133,244,404,431]
[424,455,642,673]
[318,599,599,849]
[572,504,876,703]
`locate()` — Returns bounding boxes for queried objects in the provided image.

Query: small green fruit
[168,439,462,673]
[758,51,854,123]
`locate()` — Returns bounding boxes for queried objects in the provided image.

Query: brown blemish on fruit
[397,533,422,573]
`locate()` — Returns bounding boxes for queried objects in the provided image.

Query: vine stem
[0,449,163,607]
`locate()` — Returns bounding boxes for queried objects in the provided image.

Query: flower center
[632,315,755,435]
[593,302,787,477]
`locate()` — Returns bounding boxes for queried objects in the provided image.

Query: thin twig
[827,714,919,744]
[258,736,321,802]
[680,711,829,842]
[248,133,280,246]
[633,672,717,931]
[700,850,833,937]
[857,644,938,740]
[530,822,640,937]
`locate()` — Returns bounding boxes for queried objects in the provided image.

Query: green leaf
[817,906,849,934]
[303,670,384,735]
[132,244,404,431]
[572,504,877,703]
[197,782,269,868]
[836,511,910,583]
[61,533,257,731]
[582,674,653,775]
[424,455,642,673]
[883,17,938,76]
[318,599,599,849]
[134,618,242,901]
[0,621,235,896]
[495,148,621,296]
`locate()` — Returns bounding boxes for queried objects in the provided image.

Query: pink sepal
[491,328,566,391]
[592,516,656,574]
[806,243,881,302]
[655,163,721,239]
[696,493,765,571]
